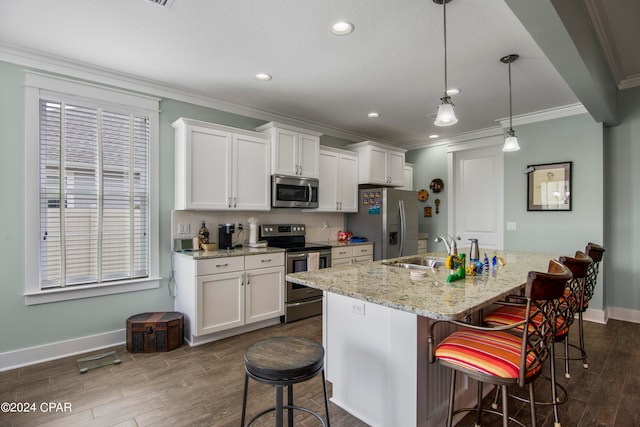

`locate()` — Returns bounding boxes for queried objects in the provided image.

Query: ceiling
[0,0,636,148]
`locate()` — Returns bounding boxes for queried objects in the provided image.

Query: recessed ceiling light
[446,88,461,96]
[429,134,439,139]
[331,21,355,36]
[255,73,272,81]
[367,112,380,118]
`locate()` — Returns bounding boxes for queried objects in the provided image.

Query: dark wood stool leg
[241,373,249,427]
[287,384,294,427]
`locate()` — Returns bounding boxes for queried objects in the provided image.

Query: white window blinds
[39,99,150,288]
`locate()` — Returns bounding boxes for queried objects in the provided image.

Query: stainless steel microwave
[272,175,319,208]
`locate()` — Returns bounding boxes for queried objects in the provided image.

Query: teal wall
[406,145,449,241]
[605,86,640,311]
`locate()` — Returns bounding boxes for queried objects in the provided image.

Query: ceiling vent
[145,0,174,7]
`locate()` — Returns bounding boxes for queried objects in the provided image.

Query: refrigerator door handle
[398,200,406,257]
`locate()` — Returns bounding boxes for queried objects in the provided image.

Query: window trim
[24,71,161,305]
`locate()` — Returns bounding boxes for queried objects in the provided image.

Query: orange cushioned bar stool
[484,251,591,427]
[556,251,593,379]
[575,242,606,369]
[428,259,572,427]
[241,336,330,427]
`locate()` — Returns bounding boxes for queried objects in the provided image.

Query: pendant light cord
[443,0,448,94]
[508,60,513,131]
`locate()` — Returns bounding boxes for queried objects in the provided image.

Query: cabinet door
[387,150,406,186]
[185,126,232,209]
[196,271,244,335]
[338,153,359,212]
[298,133,320,178]
[272,128,298,176]
[369,146,389,185]
[233,134,270,210]
[318,150,339,211]
[245,266,284,324]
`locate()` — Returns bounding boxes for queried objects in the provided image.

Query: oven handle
[287,250,331,261]
[287,298,323,307]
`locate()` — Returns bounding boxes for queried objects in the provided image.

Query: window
[25,72,160,304]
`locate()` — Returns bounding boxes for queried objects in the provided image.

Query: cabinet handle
[216,263,229,268]
[339,251,348,255]
[299,165,302,175]
[228,197,232,208]
[336,201,339,210]
[295,165,300,175]
[245,272,250,285]
[261,258,272,263]
[233,197,237,208]
[339,201,342,210]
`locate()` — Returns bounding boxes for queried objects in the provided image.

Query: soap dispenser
[469,238,480,262]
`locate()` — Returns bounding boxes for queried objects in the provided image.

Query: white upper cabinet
[345,141,406,186]
[173,118,270,210]
[256,122,322,179]
[317,147,358,212]
[397,163,414,191]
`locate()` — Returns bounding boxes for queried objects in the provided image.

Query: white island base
[323,292,480,427]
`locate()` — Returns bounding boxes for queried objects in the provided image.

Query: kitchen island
[286,250,557,427]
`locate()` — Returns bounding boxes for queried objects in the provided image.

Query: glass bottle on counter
[198,221,210,248]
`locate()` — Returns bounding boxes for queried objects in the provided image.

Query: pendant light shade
[501,54,520,152]
[434,0,457,127]
[434,96,458,126]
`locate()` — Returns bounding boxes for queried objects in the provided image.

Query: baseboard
[607,306,640,324]
[0,329,125,372]
[583,308,607,324]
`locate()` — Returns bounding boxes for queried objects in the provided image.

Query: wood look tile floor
[1,316,638,427]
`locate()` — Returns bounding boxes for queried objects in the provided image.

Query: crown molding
[496,103,588,128]
[402,126,503,151]
[0,42,372,144]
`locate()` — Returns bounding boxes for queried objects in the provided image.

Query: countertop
[174,246,285,260]
[286,250,558,320]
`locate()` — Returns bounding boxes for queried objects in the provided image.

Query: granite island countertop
[286,250,558,320]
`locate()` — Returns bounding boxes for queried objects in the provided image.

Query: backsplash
[171,210,346,248]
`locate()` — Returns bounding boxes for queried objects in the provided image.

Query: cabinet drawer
[196,256,244,275]
[332,247,353,259]
[245,252,285,270]
[353,244,373,257]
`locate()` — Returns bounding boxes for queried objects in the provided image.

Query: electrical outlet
[177,223,190,234]
[351,302,365,316]
[506,222,517,231]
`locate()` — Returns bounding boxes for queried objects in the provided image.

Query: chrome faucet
[434,235,461,256]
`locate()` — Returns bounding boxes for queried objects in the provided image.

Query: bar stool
[556,251,593,379]
[428,259,572,427]
[482,251,590,427]
[575,242,606,369]
[241,336,331,427]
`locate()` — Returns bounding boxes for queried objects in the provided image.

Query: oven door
[272,175,319,208]
[286,251,329,302]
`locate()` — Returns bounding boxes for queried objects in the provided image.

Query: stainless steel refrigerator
[346,188,418,261]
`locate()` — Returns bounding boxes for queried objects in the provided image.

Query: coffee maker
[218,224,235,250]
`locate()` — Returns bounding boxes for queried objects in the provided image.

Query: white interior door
[449,141,504,250]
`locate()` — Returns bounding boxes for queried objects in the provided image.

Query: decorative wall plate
[430,178,444,193]
[418,189,429,202]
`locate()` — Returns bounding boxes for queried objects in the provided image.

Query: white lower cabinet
[331,244,373,266]
[174,252,285,345]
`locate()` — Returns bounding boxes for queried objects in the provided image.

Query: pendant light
[434,0,458,127]
[501,54,520,152]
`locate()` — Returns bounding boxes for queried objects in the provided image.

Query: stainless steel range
[259,224,331,323]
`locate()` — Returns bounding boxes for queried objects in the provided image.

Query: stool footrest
[245,405,328,427]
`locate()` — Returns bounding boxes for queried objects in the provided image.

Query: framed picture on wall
[526,161,572,211]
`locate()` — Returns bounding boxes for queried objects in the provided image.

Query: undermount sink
[382,256,446,270]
